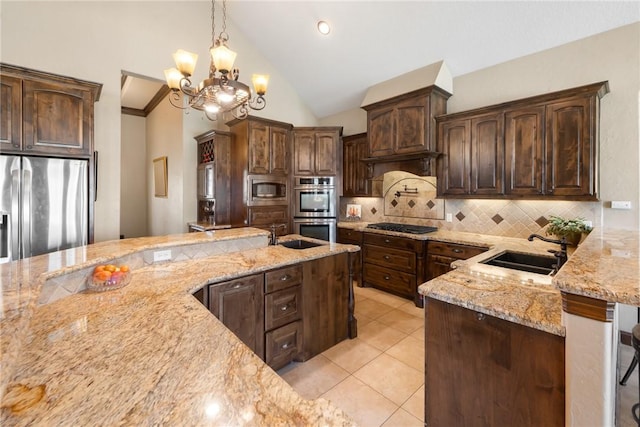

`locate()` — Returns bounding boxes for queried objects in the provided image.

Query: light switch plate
[446,213,453,222]
[153,249,172,262]
[611,201,632,210]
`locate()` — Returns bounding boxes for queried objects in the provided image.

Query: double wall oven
[293,177,337,242]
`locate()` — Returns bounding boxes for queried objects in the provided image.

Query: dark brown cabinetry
[362,232,426,307]
[247,205,289,234]
[292,127,342,176]
[363,87,450,158]
[426,241,488,281]
[1,66,100,157]
[425,298,565,426]
[437,81,608,200]
[336,227,363,285]
[245,120,290,175]
[342,133,369,196]
[208,273,265,359]
[194,130,231,225]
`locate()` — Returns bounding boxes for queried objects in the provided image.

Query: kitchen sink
[480,251,557,275]
[278,239,324,250]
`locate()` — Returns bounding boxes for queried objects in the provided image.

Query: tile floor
[278,286,425,426]
[278,285,640,427]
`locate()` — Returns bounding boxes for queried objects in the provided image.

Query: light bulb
[205,104,220,114]
[217,92,234,104]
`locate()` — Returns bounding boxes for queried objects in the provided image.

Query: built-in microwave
[247,175,288,206]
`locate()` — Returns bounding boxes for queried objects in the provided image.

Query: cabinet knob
[383,255,391,260]
[280,274,290,281]
[12,143,19,148]
[233,284,241,289]
[26,145,33,150]
[281,343,290,349]
[476,312,485,321]
[280,305,289,311]
[452,248,463,254]
[384,239,391,243]
[384,275,390,280]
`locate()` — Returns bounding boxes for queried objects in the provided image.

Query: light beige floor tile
[397,300,425,318]
[377,309,424,334]
[358,320,408,351]
[364,288,410,308]
[617,344,638,427]
[322,337,382,373]
[277,354,349,400]
[355,298,395,320]
[410,326,425,342]
[321,376,398,427]
[355,313,375,328]
[386,335,425,373]
[381,408,423,427]
[402,384,425,421]
[354,353,423,406]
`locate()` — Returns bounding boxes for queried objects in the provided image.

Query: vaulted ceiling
[122,1,640,120]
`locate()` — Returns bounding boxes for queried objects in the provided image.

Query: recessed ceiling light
[317,21,331,35]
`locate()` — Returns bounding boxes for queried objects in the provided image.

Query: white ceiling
[122,1,640,120]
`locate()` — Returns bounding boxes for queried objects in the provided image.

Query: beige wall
[1,1,318,242]
[120,114,148,238]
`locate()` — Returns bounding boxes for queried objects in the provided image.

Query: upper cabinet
[437,81,608,200]
[1,63,102,157]
[292,127,342,176]
[342,133,369,196]
[228,116,293,176]
[363,86,451,158]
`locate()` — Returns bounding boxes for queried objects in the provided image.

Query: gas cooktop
[365,222,438,234]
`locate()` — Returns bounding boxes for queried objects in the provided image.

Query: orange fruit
[93,265,106,273]
[93,270,112,282]
[104,264,117,273]
[119,265,130,273]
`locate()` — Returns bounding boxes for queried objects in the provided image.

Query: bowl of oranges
[87,264,131,292]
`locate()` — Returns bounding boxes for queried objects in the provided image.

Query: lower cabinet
[336,227,363,286]
[208,274,265,358]
[247,205,289,235]
[197,253,354,369]
[426,240,487,281]
[362,232,426,307]
[425,298,565,426]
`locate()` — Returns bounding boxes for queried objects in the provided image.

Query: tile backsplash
[340,195,601,239]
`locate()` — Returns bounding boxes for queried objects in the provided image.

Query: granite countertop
[187,221,232,231]
[0,229,358,426]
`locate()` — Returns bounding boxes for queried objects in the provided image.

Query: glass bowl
[87,270,132,292]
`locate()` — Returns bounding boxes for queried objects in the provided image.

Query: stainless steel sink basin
[278,239,324,250]
[480,251,557,275]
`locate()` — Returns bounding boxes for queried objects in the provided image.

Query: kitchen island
[0,228,358,426]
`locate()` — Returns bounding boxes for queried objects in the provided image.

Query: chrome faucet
[269,223,287,246]
[527,234,568,274]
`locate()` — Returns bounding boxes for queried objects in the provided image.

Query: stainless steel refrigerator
[0,155,88,263]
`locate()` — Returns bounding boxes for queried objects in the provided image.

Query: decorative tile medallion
[390,199,398,207]
[456,212,466,221]
[492,214,504,224]
[408,200,416,208]
[536,216,550,227]
[426,200,435,209]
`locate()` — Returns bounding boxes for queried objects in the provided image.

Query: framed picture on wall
[153,156,168,198]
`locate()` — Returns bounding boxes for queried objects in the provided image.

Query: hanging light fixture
[164,0,268,120]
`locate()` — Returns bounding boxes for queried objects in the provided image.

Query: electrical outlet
[153,249,172,262]
[611,201,632,210]
[446,213,453,223]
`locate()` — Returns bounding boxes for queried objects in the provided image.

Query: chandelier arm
[168,91,190,110]
[204,109,219,121]
[248,95,266,111]
[232,103,249,120]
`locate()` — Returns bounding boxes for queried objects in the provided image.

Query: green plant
[545,215,592,237]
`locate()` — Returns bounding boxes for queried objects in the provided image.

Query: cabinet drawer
[265,285,302,331]
[364,232,424,254]
[265,320,302,370]
[265,264,303,293]
[248,206,288,226]
[363,263,415,296]
[337,228,363,245]
[428,241,487,259]
[363,244,416,273]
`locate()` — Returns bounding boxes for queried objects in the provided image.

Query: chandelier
[164,0,268,120]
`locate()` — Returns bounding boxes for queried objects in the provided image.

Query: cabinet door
[545,97,595,197]
[247,205,289,232]
[343,134,369,196]
[214,133,231,225]
[368,107,395,157]
[209,274,265,358]
[293,131,315,176]
[439,119,471,195]
[504,106,545,196]
[248,121,270,174]
[426,254,456,281]
[0,75,22,151]
[314,131,338,176]
[471,113,504,195]
[395,96,427,154]
[23,79,93,155]
[270,126,289,175]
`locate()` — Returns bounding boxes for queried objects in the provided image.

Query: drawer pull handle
[233,284,241,289]
[476,312,485,321]
[383,255,391,260]
[280,305,289,311]
[384,239,391,243]
[281,343,290,349]
[452,248,463,254]
[280,274,291,281]
[384,275,390,280]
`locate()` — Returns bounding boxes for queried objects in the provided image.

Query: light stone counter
[0,228,358,426]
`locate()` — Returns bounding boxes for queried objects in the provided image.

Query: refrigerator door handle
[10,167,20,261]
[22,165,32,260]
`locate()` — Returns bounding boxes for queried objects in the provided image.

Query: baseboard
[621,330,633,347]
